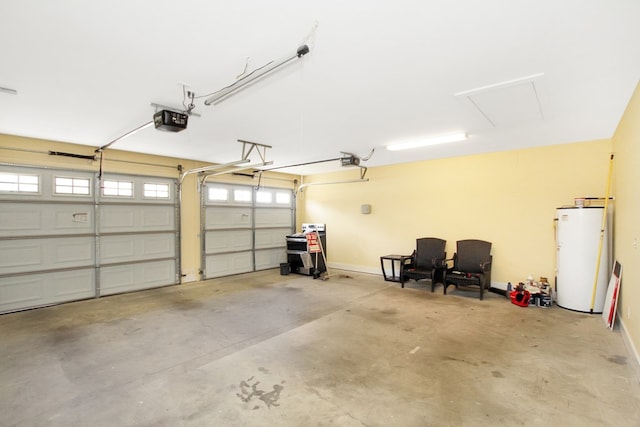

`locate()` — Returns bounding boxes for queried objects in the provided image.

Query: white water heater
[556,207,611,313]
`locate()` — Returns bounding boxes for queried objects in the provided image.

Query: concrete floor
[1,269,639,427]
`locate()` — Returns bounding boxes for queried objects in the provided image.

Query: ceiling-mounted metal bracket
[239,139,271,163]
[359,166,368,180]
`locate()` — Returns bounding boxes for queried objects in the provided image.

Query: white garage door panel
[0,237,95,275]
[0,204,93,237]
[254,228,289,249]
[255,248,287,270]
[0,167,181,313]
[202,183,293,279]
[205,252,252,278]
[100,205,174,233]
[100,260,176,295]
[205,230,252,254]
[100,233,175,264]
[205,207,252,229]
[255,209,291,228]
[0,269,95,313]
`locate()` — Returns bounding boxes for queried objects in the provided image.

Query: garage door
[202,182,293,279]
[0,166,179,313]
[97,173,179,296]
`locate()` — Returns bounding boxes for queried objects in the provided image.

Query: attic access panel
[456,74,545,127]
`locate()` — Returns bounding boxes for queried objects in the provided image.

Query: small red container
[510,290,530,307]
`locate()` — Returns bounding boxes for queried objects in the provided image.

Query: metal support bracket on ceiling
[239,139,271,163]
[359,166,368,180]
[179,140,273,187]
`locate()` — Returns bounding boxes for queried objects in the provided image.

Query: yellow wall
[299,139,612,287]
[0,134,296,282]
[612,82,640,361]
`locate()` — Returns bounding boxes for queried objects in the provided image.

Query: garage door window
[208,187,228,202]
[143,183,170,199]
[256,190,273,204]
[233,189,252,203]
[275,192,291,205]
[256,190,291,206]
[0,173,39,193]
[102,180,133,197]
[55,177,91,195]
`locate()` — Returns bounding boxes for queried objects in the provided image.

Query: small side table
[380,254,412,284]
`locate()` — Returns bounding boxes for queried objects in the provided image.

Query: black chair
[443,240,492,300]
[402,237,447,291]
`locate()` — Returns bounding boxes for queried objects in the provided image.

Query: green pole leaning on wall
[590,153,614,313]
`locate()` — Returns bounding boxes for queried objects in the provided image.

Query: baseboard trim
[326,262,381,276]
[618,316,640,374]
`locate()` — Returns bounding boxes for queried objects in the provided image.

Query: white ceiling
[1,1,639,175]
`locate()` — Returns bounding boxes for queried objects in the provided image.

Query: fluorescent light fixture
[204,44,310,106]
[386,132,468,151]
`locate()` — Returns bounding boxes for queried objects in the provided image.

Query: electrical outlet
[633,238,638,250]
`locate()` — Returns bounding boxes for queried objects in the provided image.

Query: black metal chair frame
[402,237,447,292]
[443,239,492,300]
